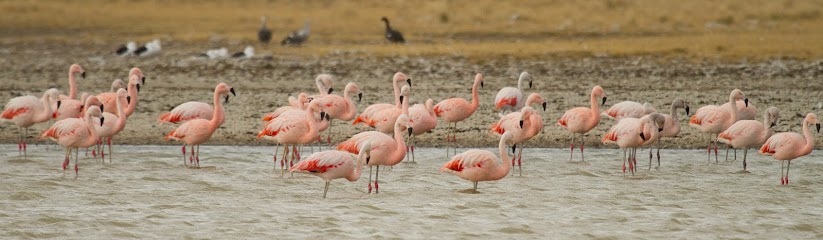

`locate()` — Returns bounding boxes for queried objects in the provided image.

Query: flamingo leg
[725,144,730,162]
[195,145,200,168]
[17,127,23,158]
[780,160,785,185]
[713,134,719,163]
[374,166,380,194]
[473,181,478,190]
[74,147,79,179]
[656,139,661,168]
[368,166,373,193]
[569,133,576,162]
[743,148,748,170]
[100,138,106,164]
[622,148,627,176]
[108,137,113,163]
[580,133,585,161]
[630,148,636,175]
[648,146,653,170]
[323,181,330,199]
[282,144,289,177]
[182,144,187,166]
[785,161,791,185]
[62,147,70,177]
[517,144,523,176]
[706,134,712,164]
[23,127,28,160]
[273,143,280,170]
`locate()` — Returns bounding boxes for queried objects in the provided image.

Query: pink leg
[181,145,187,166]
[195,145,200,167]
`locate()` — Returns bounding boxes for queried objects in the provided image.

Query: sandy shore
[1,42,821,148]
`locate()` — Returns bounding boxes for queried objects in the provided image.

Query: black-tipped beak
[142,76,146,85]
[770,122,776,128]
[320,112,326,120]
[366,156,370,164]
[126,96,131,104]
[230,88,236,96]
[686,106,690,115]
[136,84,141,93]
[328,88,334,94]
[224,95,230,104]
[57,101,61,109]
[100,117,105,126]
[529,81,533,89]
[81,72,86,79]
[100,104,104,112]
[399,96,404,104]
[817,123,821,133]
[358,93,362,102]
[601,97,607,106]
[542,102,547,111]
[640,132,646,141]
[658,128,664,132]
[519,120,524,128]
[481,82,484,88]
[407,78,412,87]
[744,98,749,107]
[407,127,413,137]
[512,144,516,154]
[325,114,331,121]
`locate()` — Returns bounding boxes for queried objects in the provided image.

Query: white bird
[114,41,136,56]
[135,39,161,57]
[232,46,254,58]
[200,48,229,59]
[494,71,532,116]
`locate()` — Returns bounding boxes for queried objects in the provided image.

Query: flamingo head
[70,64,85,79]
[519,71,532,89]
[592,86,606,105]
[129,68,146,85]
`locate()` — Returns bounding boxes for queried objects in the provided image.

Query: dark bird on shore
[258,16,272,44]
[281,20,311,46]
[381,17,405,43]
[114,41,136,56]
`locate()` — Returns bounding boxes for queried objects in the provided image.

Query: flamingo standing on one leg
[312,82,362,144]
[258,101,328,175]
[337,114,412,194]
[434,73,484,157]
[93,88,130,163]
[651,98,690,167]
[602,101,657,120]
[490,92,546,175]
[557,85,607,162]
[602,113,665,175]
[2,88,61,159]
[40,105,103,178]
[494,71,533,116]
[353,72,410,126]
[406,99,438,162]
[689,89,747,163]
[369,85,411,134]
[718,107,780,171]
[759,113,819,185]
[290,142,370,198]
[165,83,235,167]
[440,131,515,192]
[98,70,144,118]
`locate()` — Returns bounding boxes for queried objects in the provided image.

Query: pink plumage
[493,71,532,114]
[98,72,143,118]
[689,89,748,163]
[440,131,514,191]
[601,101,657,120]
[758,113,819,185]
[290,144,370,198]
[336,114,411,194]
[165,83,235,167]
[2,88,61,159]
[557,85,606,162]
[41,104,103,178]
[435,73,484,152]
[354,72,410,126]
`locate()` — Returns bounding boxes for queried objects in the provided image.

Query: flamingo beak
[230,88,236,96]
[320,112,326,120]
[640,132,646,141]
[817,123,821,133]
[100,105,104,112]
[325,114,331,121]
[481,82,484,88]
[328,88,334,94]
[126,96,131,104]
[770,122,776,128]
[601,97,607,106]
[100,117,105,126]
[142,76,146,85]
[57,100,62,109]
[407,127,413,137]
[659,127,664,132]
[224,95,229,104]
[366,156,370,164]
[136,84,141,93]
[686,106,690,115]
[358,93,362,102]
[542,102,547,111]
[519,120,524,128]
[512,144,516,154]
[399,96,404,104]
[529,81,533,89]
[744,98,749,107]
[81,72,86,79]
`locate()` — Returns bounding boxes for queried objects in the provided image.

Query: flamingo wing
[759,132,803,155]
[717,120,758,143]
[601,119,640,144]
[159,101,213,124]
[491,112,522,134]
[290,151,353,173]
[440,150,494,173]
[41,118,86,140]
[2,96,38,120]
[690,105,729,126]
[557,107,590,127]
[494,87,522,109]
[433,98,468,117]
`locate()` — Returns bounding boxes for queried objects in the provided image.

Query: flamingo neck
[305,107,321,136]
[802,120,815,154]
[727,95,739,122]
[341,92,356,120]
[34,93,53,123]
[68,73,77,99]
[348,153,364,181]
[495,136,512,179]
[670,104,679,121]
[470,81,480,112]
[210,90,225,128]
[83,111,99,147]
[114,95,127,130]
[393,79,401,107]
[426,101,435,117]
[124,84,138,117]
[516,77,523,91]
[390,123,408,163]
[589,92,601,125]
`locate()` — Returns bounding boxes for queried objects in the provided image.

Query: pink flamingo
[312,82,362,144]
[165,83,235,167]
[109,79,125,92]
[98,70,144,117]
[434,73,484,157]
[494,71,533,116]
[649,98,689,166]
[557,85,607,162]
[40,105,103,178]
[440,131,514,191]
[406,98,438,162]
[93,88,131,162]
[490,93,546,174]
[602,101,657,120]
[718,107,780,170]
[336,114,411,194]
[368,85,411,134]
[689,89,747,163]
[759,113,819,185]
[261,92,310,122]
[2,88,61,159]
[57,64,86,101]
[723,100,758,120]
[257,101,328,175]
[602,113,665,175]
[289,142,370,198]
[54,92,88,120]
[353,72,410,125]
[312,74,335,98]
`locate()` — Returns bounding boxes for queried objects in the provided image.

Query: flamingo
[406,98,438,162]
[490,92,546,174]
[689,89,747,163]
[759,113,819,185]
[54,92,88,120]
[718,107,780,170]
[165,83,235,167]
[557,85,607,162]
[312,74,335,99]
[602,101,657,120]
[53,64,86,120]
[109,79,125,92]
[494,71,533,116]
[602,113,666,175]
[261,92,311,122]
[381,17,405,43]
[258,101,328,175]
[58,64,86,101]
[434,73,484,157]
[312,82,362,144]
[40,105,103,178]
[93,88,130,163]
[337,114,412,194]
[650,98,690,166]
[368,85,411,134]
[98,68,145,117]
[2,88,61,159]
[440,131,515,191]
[353,72,410,126]
[723,100,758,120]
[289,142,370,198]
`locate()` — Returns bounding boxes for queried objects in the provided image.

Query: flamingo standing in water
[689,89,747,163]
[2,88,61,159]
[557,85,607,162]
[440,131,515,191]
[602,113,665,175]
[494,71,533,116]
[718,107,780,170]
[98,68,145,118]
[490,93,546,175]
[261,93,311,122]
[434,73,484,157]
[650,98,690,166]
[311,82,362,144]
[258,101,328,175]
[602,101,657,120]
[353,72,410,125]
[759,113,819,185]
[40,105,103,178]
[720,99,758,159]
[165,83,235,167]
[54,64,86,120]
[93,88,130,163]
[368,85,411,134]
[406,98,438,162]
[337,114,412,194]
[290,142,370,198]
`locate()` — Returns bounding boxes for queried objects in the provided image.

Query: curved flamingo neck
[348,153,364,181]
[470,80,480,112]
[516,77,523,91]
[495,135,512,178]
[589,91,601,124]
[114,95,127,130]
[390,123,408,163]
[393,79,402,107]
[124,84,138,117]
[802,120,814,154]
[34,93,54,123]
[341,92,357,120]
[727,94,739,122]
[83,111,99,147]
[426,101,435,117]
[210,90,225,128]
[68,72,77,99]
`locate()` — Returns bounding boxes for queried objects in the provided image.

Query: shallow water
[1,144,822,239]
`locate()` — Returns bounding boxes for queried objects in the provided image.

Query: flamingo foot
[327,136,331,145]
[368,182,373,193]
[62,158,69,170]
[622,163,626,173]
[22,142,26,151]
[374,181,379,194]
[781,177,785,185]
[181,146,186,154]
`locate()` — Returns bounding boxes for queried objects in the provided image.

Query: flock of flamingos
[2,64,820,198]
